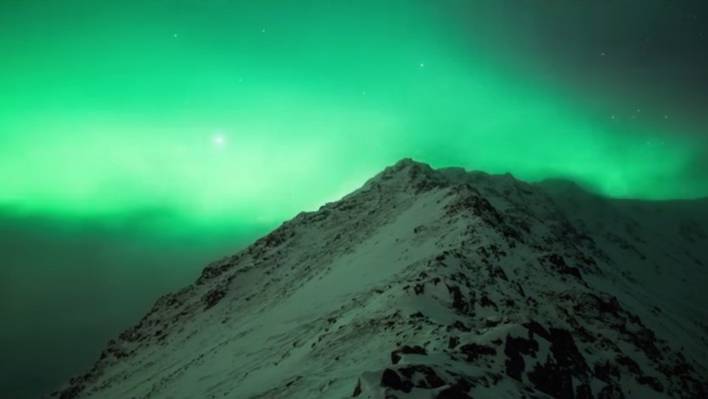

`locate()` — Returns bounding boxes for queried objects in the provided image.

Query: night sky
[1,1,707,397]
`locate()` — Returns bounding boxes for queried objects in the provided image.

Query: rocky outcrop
[54,159,708,399]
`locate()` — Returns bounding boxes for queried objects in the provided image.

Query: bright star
[212,132,227,148]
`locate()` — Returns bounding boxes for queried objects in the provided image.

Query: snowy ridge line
[54,159,708,399]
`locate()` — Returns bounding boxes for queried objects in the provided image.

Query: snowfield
[54,159,708,399]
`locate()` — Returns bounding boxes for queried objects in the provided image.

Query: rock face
[54,159,708,399]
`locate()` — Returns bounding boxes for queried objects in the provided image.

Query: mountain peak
[55,160,708,399]
[375,157,436,181]
[391,157,427,169]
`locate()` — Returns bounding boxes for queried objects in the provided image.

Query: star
[419,62,425,68]
[173,33,179,39]
[212,132,227,148]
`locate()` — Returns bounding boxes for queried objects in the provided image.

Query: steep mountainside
[55,159,708,399]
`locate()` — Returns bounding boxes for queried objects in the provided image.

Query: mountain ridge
[55,159,708,399]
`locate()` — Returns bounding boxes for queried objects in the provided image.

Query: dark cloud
[0,209,263,398]
[451,0,708,136]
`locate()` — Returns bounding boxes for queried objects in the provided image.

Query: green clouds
[0,207,260,398]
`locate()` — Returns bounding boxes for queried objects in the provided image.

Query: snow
[54,159,708,399]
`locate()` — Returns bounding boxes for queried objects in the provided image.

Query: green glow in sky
[2,1,706,224]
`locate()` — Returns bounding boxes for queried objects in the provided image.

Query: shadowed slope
[56,159,708,399]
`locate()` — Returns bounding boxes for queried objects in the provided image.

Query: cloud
[0,208,263,398]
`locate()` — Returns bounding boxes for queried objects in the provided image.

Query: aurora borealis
[1,1,707,397]
[2,0,708,223]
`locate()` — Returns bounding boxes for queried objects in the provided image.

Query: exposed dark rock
[479,295,496,308]
[540,253,583,279]
[523,326,591,398]
[57,384,84,399]
[449,320,471,332]
[595,295,621,315]
[593,361,620,382]
[381,368,412,392]
[459,343,496,362]
[637,375,664,392]
[627,324,661,362]
[616,355,641,375]
[598,384,625,399]
[523,320,551,341]
[527,359,574,399]
[446,190,503,228]
[410,311,425,319]
[352,378,362,397]
[504,334,538,380]
[436,379,473,399]
[398,365,445,389]
[486,263,509,281]
[414,283,425,295]
[548,327,588,376]
[448,336,460,349]
[576,383,593,399]
[203,288,226,310]
[198,264,228,283]
[391,345,427,365]
[447,285,469,314]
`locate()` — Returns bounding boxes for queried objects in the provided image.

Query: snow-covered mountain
[54,159,708,399]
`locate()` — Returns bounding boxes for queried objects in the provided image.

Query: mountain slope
[55,159,708,399]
